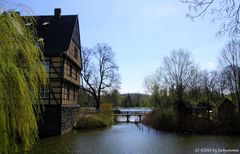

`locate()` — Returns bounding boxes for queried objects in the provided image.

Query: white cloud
[207,61,216,70]
[201,61,216,70]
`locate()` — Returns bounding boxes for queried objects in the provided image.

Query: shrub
[99,103,113,126]
[74,103,113,129]
[155,110,178,131]
[74,116,108,129]
[100,103,112,114]
[142,108,178,132]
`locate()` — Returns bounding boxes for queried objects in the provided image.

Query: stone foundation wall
[37,104,79,137]
[61,105,80,134]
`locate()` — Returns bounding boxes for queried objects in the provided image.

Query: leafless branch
[80,43,120,110]
[182,0,240,38]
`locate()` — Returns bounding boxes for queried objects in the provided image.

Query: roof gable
[219,98,237,108]
[71,17,81,50]
[34,15,79,56]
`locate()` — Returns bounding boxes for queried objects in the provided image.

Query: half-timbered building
[34,8,82,136]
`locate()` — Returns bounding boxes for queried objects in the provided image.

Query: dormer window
[25,22,32,26]
[36,38,44,50]
[38,38,44,42]
[42,22,49,26]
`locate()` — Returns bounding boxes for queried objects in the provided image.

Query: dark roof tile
[34,15,79,56]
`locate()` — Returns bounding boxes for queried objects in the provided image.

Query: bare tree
[219,40,240,112]
[143,73,165,111]
[80,43,120,110]
[187,69,202,103]
[220,66,237,99]
[182,0,240,38]
[143,74,161,94]
[200,70,220,103]
[151,84,165,112]
[161,49,198,102]
[144,75,160,103]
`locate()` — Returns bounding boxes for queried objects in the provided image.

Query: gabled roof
[195,102,212,109]
[33,14,80,56]
[219,98,237,108]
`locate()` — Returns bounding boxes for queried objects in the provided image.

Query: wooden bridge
[113,109,152,122]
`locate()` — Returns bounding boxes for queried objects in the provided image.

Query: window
[42,21,49,26]
[40,85,49,98]
[25,22,32,26]
[75,69,78,80]
[69,65,72,77]
[73,89,75,100]
[43,61,50,71]
[74,47,78,59]
[66,87,70,100]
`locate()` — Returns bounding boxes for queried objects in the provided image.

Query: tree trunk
[96,89,102,111]
[93,94,101,111]
[96,100,100,110]
[236,91,240,116]
[177,86,183,102]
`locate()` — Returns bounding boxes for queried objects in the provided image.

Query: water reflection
[30,123,240,154]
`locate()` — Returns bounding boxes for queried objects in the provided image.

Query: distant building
[192,102,212,118]
[176,101,213,118]
[218,98,237,120]
[31,8,82,136]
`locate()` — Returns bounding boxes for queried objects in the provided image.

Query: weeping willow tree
[0,11,47,153]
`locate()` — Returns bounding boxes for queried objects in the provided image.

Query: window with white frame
[40,85,49,98]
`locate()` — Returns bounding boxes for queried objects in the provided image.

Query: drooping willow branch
[0,11,47,153]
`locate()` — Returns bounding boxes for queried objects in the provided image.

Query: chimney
[54,8,61,19]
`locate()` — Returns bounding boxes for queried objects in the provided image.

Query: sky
[7,0,228,94]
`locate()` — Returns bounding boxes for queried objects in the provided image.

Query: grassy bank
[74,103,113,129]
